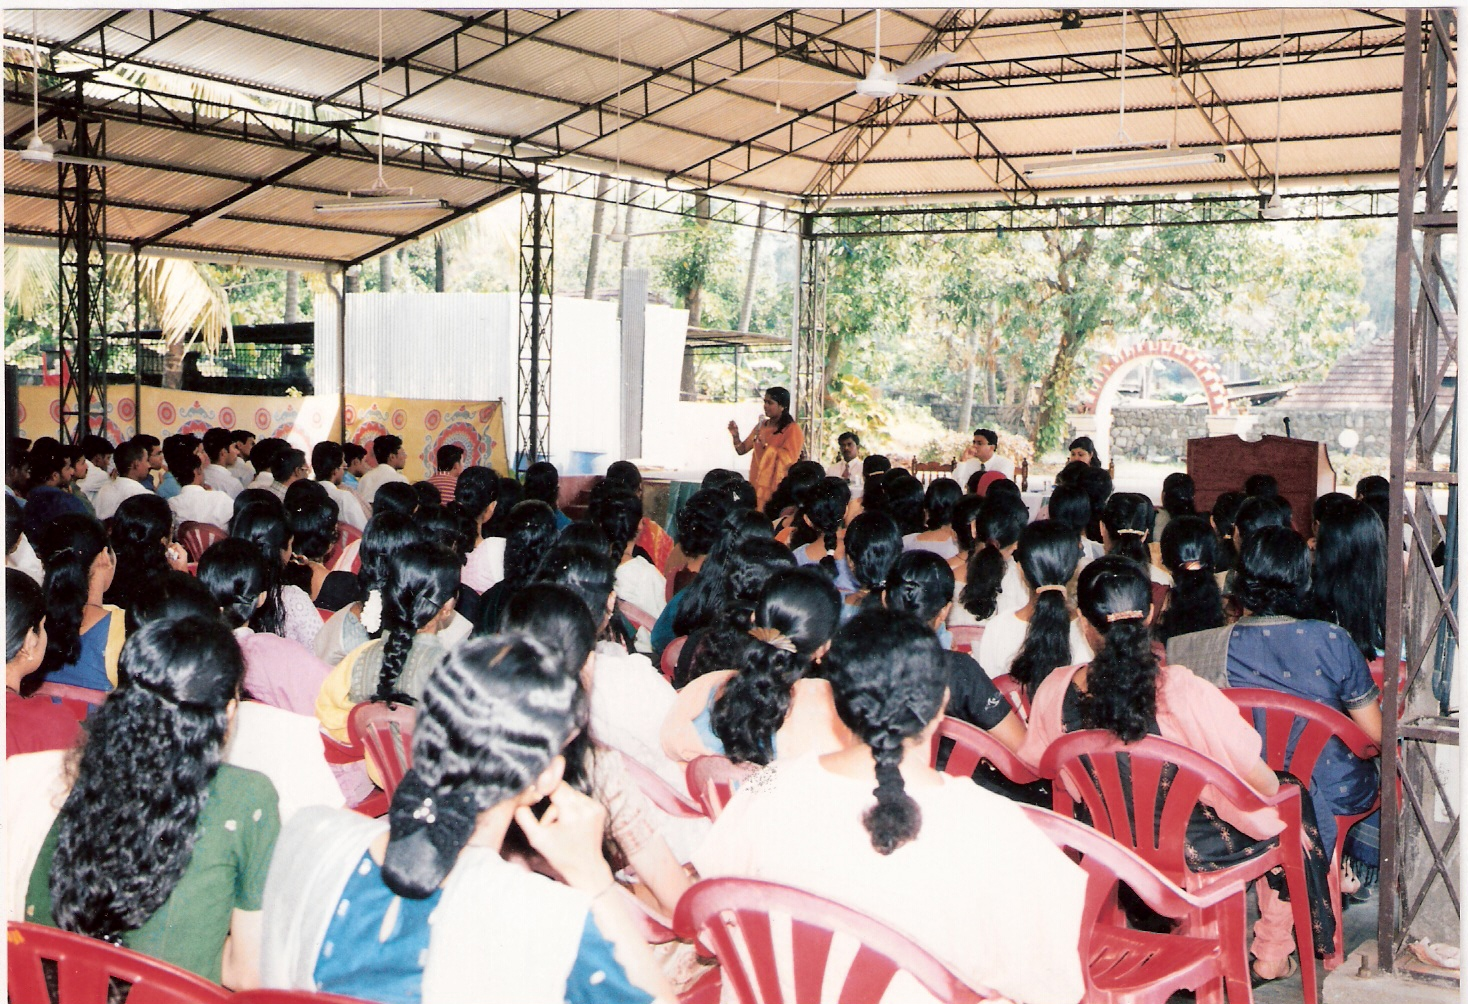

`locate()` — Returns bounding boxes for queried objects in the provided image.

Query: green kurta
[27,764,280,983]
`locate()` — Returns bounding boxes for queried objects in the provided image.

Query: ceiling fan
[740,9,955,102]
[16,14,114,169]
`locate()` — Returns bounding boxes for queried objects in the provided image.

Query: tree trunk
[985,357,998,407]
[959,327,978,433]
[1031,318,1086,450]
[620,183,644,272]
[585,174,611,299]
[822,333,842,416]
[379,252,394,292]
[162,339,186,390]
[284,270,300,323]
[737,203,769,332]
[434,235,448,292]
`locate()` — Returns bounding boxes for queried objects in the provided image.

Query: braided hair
[678,537,796,688]
[1009,520,1083,699]
[1101,493,1155,564]
[228,504,290,636]
[196,538,269,629]
[104,494,173,612]
[1075,556,1159,743]
[960,497,1028,621]
[1155,515,1225,643]
[711,568,840,765]
[587,484,642,564]
[885,550,955,626]
[373,542,459,703]
[843,512,901,596]
[1233,525,1311,619]
[788,476,850,576]
[825,609,947,854]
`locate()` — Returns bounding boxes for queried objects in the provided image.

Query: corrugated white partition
[548,296,622,472]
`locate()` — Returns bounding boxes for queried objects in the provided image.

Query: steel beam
[793,216,827,455]
[54,94,107,444]
[517,186,553,467]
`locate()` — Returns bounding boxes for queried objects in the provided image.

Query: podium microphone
[1283,417,1292,438]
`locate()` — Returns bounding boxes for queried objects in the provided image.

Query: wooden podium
[1186,434,1336,537]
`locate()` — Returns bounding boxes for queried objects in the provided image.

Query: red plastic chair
[949,624,984,654]
[622,750,706,819]
[177,520,228,562]
[672,878,998,1003]
[617,597,658,633]
[1020,807,1231,1004]
[348,701,417,801]
[34,681,109,707]
[929,715,1039,787]
[660,635,688,683]
[234,990,377,1003]
[990,673,1031,723]
[1368,656,1409,712]
[319,730,388,818]
[8,921,231,1004]
[325,522,363,569]
[685,755,757,819]
[1225,687,1381,969]
[1039,731,1318,1004]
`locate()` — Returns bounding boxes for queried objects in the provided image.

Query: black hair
[587,485,642,563]
[1355,475,1390,500]
[1046,484,1091,536]
[412,481,444,513]
[360,512,424,597]
[678,538,797,688]
[1233,495,1289,552]
[711,568,841,765]
[1312,491,1354,527]
[985,478,1022,507]
[1359,492,1390,534]
[197,537,269,630]
[1075,556,1159,743]
[1233,525,1311,617]
[824,609,947,855]
[29,445,68,485]
[1068,436,1104,467]
[342,442,366,465]
[35,514,110,674]
[862,454,891,479]
[531,543,616,633]
[435,444,465,473]
[312,441,344,482]
[882,472,926,536]
[285,480,337,562]
[455,466,500,533]
[174,450,205,488]
[123,571,218,634]
[1311,499,1386,659]
[229,505,290,636]
[501,500,560,592]
[1009,519,1083,699]
[838,431,859,447]
[950,494,985,556]
[419,508,473,564]
[1155,515,1226,643]
[844,512,901,594]
[112,440,148,477]
[725,477,756,511]
[103,494,175,612]
[1160,472,1197,519]
[604,460,642,492]
[374,542,460,703]
[5,493,20,556]
[672,513,779,639]
[485,477,524,537]
[700,468,739,491]
[1210,490,1246,570]
[233,488,283,522]
[1244,473,1280,499]
[885,550,955,626]
[788,477,850,575]
[960,497,1029,620]
[373,481,420,517]
[372,434,403,465]
[382,634,577,899]
[248,438,287,479]
[763,460,824,520]
[676,489,730,559]
[230,430,255,447]
[522,461,561,511]
[922,477,962,532]
[79,434,114,462]
[1076,466,1114,541]
[764,386,793,432]
[974,428,998,448]
[49,617,244,943]
[202,428,234,465]
[1101,492,1154,564]
[7,568,45,663]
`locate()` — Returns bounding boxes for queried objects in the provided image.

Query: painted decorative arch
[1089,340,1231,415]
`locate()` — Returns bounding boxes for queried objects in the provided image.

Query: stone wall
[968,404,1028,434]
[1078,405,1393,462]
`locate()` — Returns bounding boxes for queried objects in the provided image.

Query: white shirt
[320,480,367,531]
[6,533,44,584]
[77,463,112,503]
[248,471,275,492]
[355,462,408,505]
[976,609,1094,680]
[588,643,684,792]
[826,460,864,497]
[229,457,256,486]
[92,475,152,520]
[168,483,235,529]
[462,536,506,593]
[953,452,1015,489]
[615,556,667,655]
[203,463,243,499]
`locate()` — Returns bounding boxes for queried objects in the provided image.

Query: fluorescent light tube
[315,196,448,213]
[1023,146,1230,179]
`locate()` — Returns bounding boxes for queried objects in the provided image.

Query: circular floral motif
[391,409,406,430]
[434,423,487,468]
[344,405,357,426]
[179,419,209,437]
[353,421,388,447]
[424,410,441,432]
[219,406,236,427]
[48,400,61,423]
[157,401,176,425]
[478,406,495,424]
[254,408,271,430]
[116,398,135,422]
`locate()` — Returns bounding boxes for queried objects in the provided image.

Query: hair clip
[1116,528,1148,537]
[1034,584,1067,595]
[749,626,797,654]
[1106,609,1146,623]
[1182,560,1204,571]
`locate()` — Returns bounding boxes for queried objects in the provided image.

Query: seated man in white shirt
[246,437,287,493]
[355,434,410,506]
[168,452,235,529]
[952,427,1015,490]
[310,441,367,531]
[201,427,244,499]
[76,435,114,503]
[825,430,864,497]
[92,438,155,521]
[228,429,257,486]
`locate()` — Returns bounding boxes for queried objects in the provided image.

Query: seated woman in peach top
[662,568,850,766]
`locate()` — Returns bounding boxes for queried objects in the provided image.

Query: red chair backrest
[34,681,108,707]
[177,520,228,563]
[233,989,378,1003]
[622,752,706,819]
[685,755,757,818]
[1224,688,1380,780]
[617,598,657,632]
[949,624,984,654]
[1038,730,1297,880]
[1149,581,1169,618]
[326,522,364,569]
[348,701,417,800]
[929,715,1039,786]
[8,921,231,1004]
[660,635,687,683]
[672,878,996,1003]
[990,674,1030,722]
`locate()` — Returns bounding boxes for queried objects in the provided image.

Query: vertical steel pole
[132,247,141,438]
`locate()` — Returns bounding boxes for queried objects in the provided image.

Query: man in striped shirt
[427,444,464,505]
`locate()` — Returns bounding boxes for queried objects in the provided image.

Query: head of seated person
[764,460,825,521]
[677,489,731,566]
[34,514,113,681]
[677,537,796,688]
[373,480,420,518]
[522,461,561,512]
[105,494,176,611]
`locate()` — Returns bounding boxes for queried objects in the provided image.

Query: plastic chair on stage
[673,878,998,1003]
[8,921,230,1004]
[1040,730,1319,1004]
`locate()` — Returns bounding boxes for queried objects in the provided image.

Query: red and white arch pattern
[1088,340,1230,416]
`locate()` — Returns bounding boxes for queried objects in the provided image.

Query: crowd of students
[4,412,1394,1003]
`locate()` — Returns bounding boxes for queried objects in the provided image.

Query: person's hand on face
[513,779,613,892]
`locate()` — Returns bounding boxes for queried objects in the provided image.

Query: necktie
[979,462,986,473]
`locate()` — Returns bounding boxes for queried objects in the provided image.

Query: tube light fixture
[1023,145,1232,179]
[314,196,448,213]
